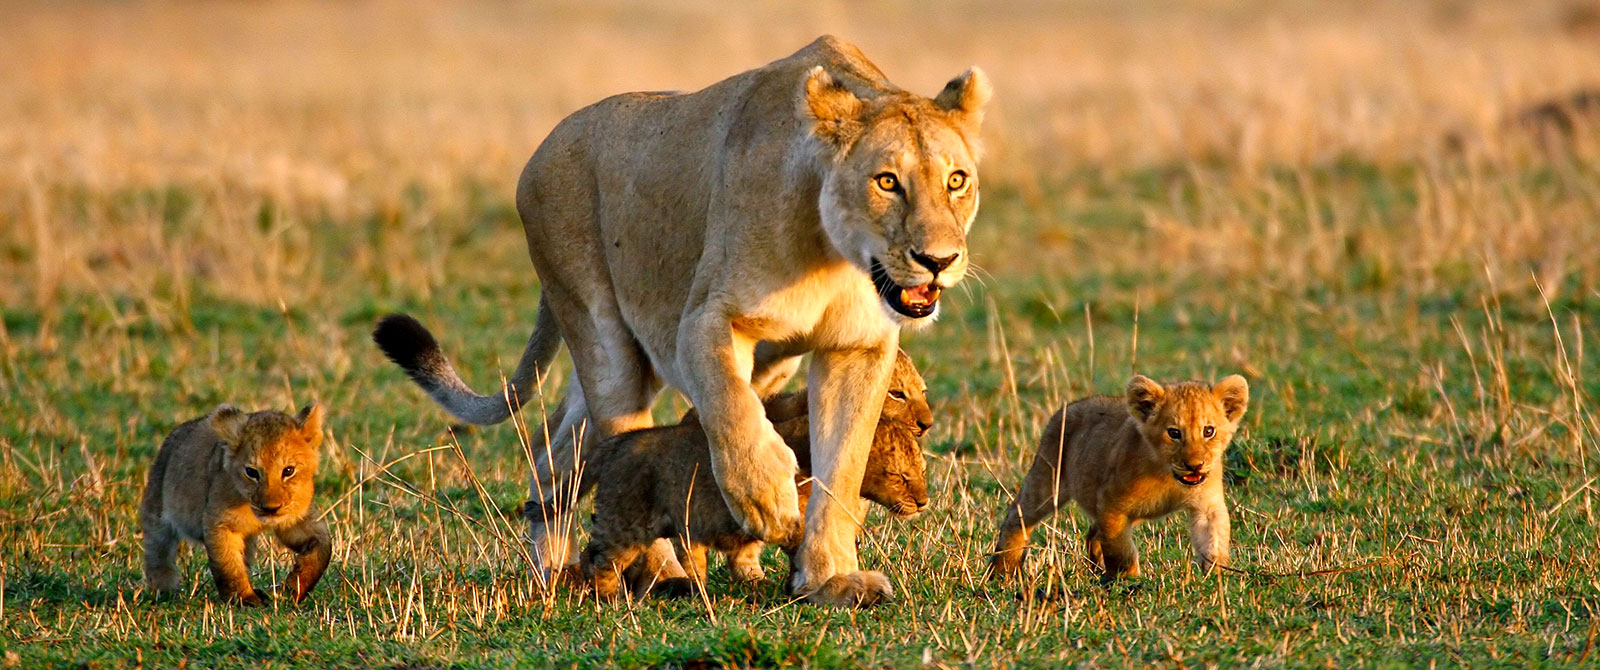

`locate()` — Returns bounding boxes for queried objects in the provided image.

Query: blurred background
[3,0,1598,313]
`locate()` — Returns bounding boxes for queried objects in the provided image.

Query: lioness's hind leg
[526,382,589,584]
[558,307,698,594]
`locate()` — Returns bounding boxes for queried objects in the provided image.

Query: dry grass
[1,1,1598,667]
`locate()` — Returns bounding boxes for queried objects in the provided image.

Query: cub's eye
[888,390,908,402]
[243,466,261,481]
[1203,426,1216,439]
[946,170,968,191]
[873,173,900,192]
[1166,428,1183,441]
[282,466,296,479]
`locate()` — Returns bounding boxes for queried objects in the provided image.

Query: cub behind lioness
[552,350,931,604]
[990,374,1249,581]
[141,403,332,605]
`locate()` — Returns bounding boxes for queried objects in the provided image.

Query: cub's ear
[1125,375,1165,422]
[933,66,993,129]
[800,66,864,152]
[1212,375,1250,423]
[295,402,325,444]
[210,404,248,447]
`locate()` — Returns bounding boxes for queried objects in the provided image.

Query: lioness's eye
[282,466,296,479]
[1166,428,1182,441]
[243,466,261,481]
[947,171,967,191]
[1203,426,1216,439]
[888,390,908,402]
[873,173,899,192]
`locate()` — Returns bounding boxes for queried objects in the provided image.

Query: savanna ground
[3,1,1599,667]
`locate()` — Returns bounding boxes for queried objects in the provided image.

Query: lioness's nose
[909,249,959,276]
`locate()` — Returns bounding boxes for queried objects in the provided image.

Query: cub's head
[881,349,934,436]
[860,421,930,520]
[211,402,325,523]
[1126,375,1250,488]
[860,350,933,518]
[800,65,991,325]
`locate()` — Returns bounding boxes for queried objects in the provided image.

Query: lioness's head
[801,65,991,324]
[1126,375,1249,487]
[882,349,934,436]
[211,402,325,523]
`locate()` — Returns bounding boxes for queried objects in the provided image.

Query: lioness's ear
[801,66,864,151]
[1212,375,1250,423]
[933,66,992,129]
[295,402,325,444]
[210,404,248,447]
[1125,375,1165,422]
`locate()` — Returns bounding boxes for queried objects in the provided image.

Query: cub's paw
[731,565,768,586]
[795,570,894,608]
[987,553,1025,582]
[652,577,699,599]
[720,429,802,544]
[232,589,271,607]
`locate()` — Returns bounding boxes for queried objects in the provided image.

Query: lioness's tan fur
[559,350,931,603]
[141,403,332,605]
[373,35,988,606]
[990,375,1249,581]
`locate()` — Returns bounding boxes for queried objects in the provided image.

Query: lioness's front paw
[794,570,894,608]
[720,430,802,544]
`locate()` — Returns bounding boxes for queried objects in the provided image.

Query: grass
[3,1,1600,668]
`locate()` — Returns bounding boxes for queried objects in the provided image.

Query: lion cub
[564,350,931,602]
[141,403,332,605]
[990,374,1248,581]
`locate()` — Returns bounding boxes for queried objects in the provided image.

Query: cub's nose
[1183,462,1205,474]
[915,418,932,436]
[909,249,960,276]
[256,504,282,516]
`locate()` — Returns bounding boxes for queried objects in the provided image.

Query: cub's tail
[374,298,562,426]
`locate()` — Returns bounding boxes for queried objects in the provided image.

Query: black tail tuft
[373,313,443,377]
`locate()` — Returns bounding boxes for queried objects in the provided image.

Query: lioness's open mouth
[870,259,941,319]
[1174,471,1207,487]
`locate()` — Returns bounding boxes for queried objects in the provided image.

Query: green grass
[2,161,1598,668]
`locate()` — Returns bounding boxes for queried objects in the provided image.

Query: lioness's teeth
[899,284,941,308]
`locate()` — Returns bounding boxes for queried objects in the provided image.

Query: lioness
[989,375,1249,581]
[141,403,332,605]
[571,353,932,603]
[374,36,988,605]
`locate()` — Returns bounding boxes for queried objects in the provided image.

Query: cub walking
[990,375,1248,581]
[560,350,932,605]
[141,403,332,605]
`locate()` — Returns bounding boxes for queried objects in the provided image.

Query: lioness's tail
[373,299,562,426]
